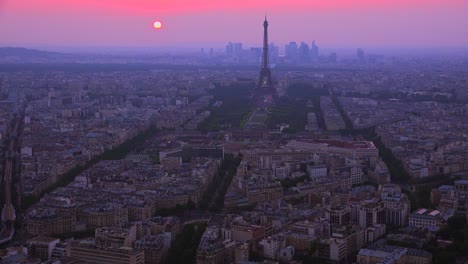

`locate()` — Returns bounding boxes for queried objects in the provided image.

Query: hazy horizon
[4,44,468,57]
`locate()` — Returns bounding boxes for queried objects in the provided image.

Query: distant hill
[0,47,65,58]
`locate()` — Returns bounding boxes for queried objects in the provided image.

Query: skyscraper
[226,42,244,61]
[269,43,279,64]
[226,42,234,57]
[299,42,310,64]
[311,40,319,62]
[233,43,243,58]
[285,42,298,63]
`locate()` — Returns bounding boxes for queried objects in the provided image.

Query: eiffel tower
[255,16,276,105]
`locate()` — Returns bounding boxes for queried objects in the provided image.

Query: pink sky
[1,0,468,48]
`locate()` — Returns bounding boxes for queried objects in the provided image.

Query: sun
[153,21,162,29]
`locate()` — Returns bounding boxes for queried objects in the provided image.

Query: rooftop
[412,208,440,217]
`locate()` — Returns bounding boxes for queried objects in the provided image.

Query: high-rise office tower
[233,43,243,58]
[299,42,310,64]
[285,42,298,63]
[226,42,234,57]
[269,43,279,64]
[311,40,319,62]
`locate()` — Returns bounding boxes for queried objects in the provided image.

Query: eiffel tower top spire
[262,16,269,71]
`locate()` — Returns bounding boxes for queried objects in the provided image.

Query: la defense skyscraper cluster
[254,16,277,106]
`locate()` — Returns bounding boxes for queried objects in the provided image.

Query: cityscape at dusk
[1,1,468,264]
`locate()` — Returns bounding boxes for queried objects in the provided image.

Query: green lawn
[266,83,328,132]
[198,82,253,132]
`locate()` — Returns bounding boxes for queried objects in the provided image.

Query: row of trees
[424,215,468,263]
[331,94,354,130]
[167,223,207,264]
[199,154,242,212]
[21,125,159,210]
[280,175,309,190]
[371,134,411,184]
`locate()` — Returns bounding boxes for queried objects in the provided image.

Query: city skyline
[1,0,468,48]
[1,2,468,264]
